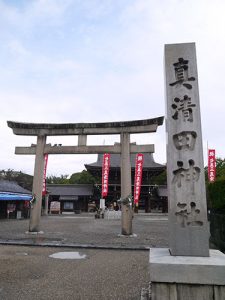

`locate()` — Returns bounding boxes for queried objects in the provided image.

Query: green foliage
[151,170,167,185]
[69,170,98,184]
[46,174,69,184]
[210,213,225,252]
[205,157,225,183]
[14,171,33,191]
[0,169,15,181]
[0,169,33,190]
[207,179,225,210]
[215,158,225,179]
[206,158,225,210]
[0,168,97,189]
[46,170,99,185]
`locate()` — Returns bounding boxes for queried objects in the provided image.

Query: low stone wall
[149,248,225,300]
[210,213,225,252]
[151,283,225,300]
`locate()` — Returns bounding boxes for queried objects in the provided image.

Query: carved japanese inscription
[165,43,209,256]
[171,95,196,122]
[172,159,200,188]
[169,57,195,89]
[175,202,203,228]
[173,131,197,150]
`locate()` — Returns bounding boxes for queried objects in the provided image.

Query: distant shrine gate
[7,117,163,235]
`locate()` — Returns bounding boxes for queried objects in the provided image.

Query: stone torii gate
[7,117,163,235]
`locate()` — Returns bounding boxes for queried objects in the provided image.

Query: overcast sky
[1,0,225,177]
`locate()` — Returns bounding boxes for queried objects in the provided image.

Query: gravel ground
[0,246,149,300]
[0,213,169,248]
[0,213,169,300]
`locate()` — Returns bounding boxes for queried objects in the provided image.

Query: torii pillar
[29,135,46,232]
[120,132,132,235]
[7,117,164,233]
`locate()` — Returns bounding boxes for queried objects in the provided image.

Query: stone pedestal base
[149,248,225,300]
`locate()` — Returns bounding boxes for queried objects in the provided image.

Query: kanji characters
[169,57,195,90]
[175,202,203,228]
[134,153,143,204]
[172,95,196,122]
[102,154,110,197]
[208,149,216,182]
[172,160,200,188]
[173,131,197,150]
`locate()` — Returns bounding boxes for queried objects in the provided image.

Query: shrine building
[85,146,167,212]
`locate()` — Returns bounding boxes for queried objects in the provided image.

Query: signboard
[133,153,144,205]
[102,153,110,198]
[208,149,216,182]
[42,154,48,195]
[50,201,60,213]
[100,198,105,210]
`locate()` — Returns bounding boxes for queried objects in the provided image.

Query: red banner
[134,153,144,205]
[42,154,48,195]
[102,154,110,198]
[208,149,216,182]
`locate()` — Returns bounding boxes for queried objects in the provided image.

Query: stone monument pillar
[120,132,132,235]
[165,42,209,257]
[149,43,225,300]
[29,135,46,232]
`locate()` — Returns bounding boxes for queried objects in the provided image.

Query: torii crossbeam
[7,117,164,234]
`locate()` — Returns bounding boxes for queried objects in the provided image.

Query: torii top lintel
[7,117,164,136]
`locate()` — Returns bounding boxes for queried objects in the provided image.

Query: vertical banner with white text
[102,153,110,198]
[134,153,144,205]
[208,149,216,182]
[42,154,48,196]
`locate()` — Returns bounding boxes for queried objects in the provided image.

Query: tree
[46,170,99,185]
[205,157,225,182]
[215,158,225,179]
[69,170,98,184]
[0,169,15,181]
[46,175,69,184]
[0,169,33,191]
[151,169,167,185]
[206,157,225,211]
[15,171,33,191]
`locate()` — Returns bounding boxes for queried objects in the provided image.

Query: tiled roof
[85,152,165,169]
[0,180,31,194]
[47,184,93,196]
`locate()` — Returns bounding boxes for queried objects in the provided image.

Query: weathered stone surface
[7,117,164,135]
[8,117,163,234]
[15,144,155,155]
[78,134,87,146]
[150,248,225,285]
[214,286,225,300]
[149,42,225,300]
[165,43,209,256]
[151,283,215,300]
[151,283,177,300]
[29,135,46,232]
[121,132,132,235]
